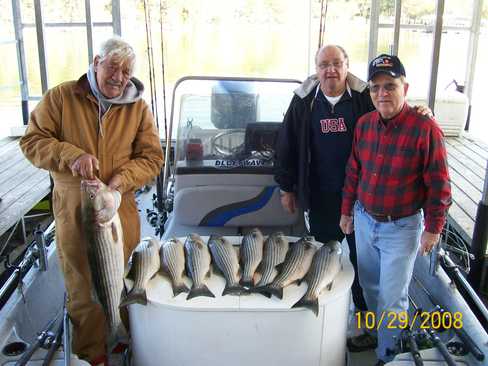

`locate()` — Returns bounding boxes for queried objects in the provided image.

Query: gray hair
[98,37,136,74]
[315,45,349,67]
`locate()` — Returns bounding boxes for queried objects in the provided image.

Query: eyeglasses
[101,61,131,79]
[369,83,400,94]
[317,60,345,70]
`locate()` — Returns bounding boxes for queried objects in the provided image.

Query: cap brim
[368,70,402,81]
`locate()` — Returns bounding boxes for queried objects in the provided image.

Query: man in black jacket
[275,45,431,353]
[275,45,372,318]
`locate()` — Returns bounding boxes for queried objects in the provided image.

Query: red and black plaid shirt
[341,104,451,234]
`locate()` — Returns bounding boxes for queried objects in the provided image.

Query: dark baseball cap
[368,54,406,81]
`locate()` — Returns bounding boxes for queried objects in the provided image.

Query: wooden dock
[445,135,488,244]
[0,137,50,237]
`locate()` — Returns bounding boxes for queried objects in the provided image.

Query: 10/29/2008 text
[356,311,463,331]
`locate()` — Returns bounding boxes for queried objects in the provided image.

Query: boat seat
[171,185,298,227]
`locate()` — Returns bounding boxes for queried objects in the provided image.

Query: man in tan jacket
[20,37,163,365]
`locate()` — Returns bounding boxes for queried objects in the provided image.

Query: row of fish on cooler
[122,228,343,316]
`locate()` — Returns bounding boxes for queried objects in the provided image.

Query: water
[0,1,486,143]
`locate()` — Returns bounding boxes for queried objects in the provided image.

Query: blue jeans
[354,201,422,362]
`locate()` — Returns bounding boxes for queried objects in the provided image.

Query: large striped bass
[208,235,247,296]
[160,237,190,297]
[184,233,215,299]
[81,179,126,340]
[292,241,343,316]
[255,232,289,287]
[239,228,264,287]
[256,236,318,299]
[120,237,161,307]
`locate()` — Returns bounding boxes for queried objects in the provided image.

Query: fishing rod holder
[33,229,48,272]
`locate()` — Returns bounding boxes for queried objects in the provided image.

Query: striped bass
[184,233,215,299]
[160,237,190,297]
[255,232,289,287]
[120,237,161,307]
[292,241,343,316]
[256,236,318,299]
[239,228,264,287]
[81,179,126,340]
[208,235,247,296]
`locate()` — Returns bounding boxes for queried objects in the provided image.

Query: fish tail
[119,289,147,307]
[292,296,319,317]
[173,282,190,297]
[239,277,254,288]
[187,284,215,300]
[249,286,272,298]
[222,284,248,297]
[253,285,282,299]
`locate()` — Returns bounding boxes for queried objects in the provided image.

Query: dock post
[468,160,488,292]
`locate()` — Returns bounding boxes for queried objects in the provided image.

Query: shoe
[347,333,378,352]
[374,360,385,366]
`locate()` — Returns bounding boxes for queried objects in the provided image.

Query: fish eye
[89,194,95,200]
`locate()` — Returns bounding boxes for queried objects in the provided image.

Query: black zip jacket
[274,73,375,210]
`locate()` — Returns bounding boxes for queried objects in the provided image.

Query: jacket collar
[295,71,368,99]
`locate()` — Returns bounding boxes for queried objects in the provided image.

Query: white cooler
[128,236,354,366]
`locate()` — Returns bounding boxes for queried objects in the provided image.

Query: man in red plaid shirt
[340,54,451,365]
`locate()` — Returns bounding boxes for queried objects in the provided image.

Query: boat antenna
[159,0,168,141]
[143,0,159,128]
[318,0,329,49]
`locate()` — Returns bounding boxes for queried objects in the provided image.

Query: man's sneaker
[347,333,378,352]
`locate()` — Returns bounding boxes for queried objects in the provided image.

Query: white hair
[98,37,136,74]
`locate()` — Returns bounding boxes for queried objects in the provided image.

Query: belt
[367,210,420,223]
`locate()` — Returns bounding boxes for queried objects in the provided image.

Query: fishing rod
[143,0,159,126]
[0,222,54,311]
[41,295,66,366]
[14,305,62,366]
[438,247,488,327]
[408,294,457,366]
[412,275,485,361]
[399,313,424,366]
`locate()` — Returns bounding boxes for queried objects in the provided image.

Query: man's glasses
[369,83,401,94]
[317,60,345,70]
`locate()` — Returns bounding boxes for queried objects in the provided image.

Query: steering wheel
[210,129,246,157]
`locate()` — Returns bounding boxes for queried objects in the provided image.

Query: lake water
[0,2,486,144]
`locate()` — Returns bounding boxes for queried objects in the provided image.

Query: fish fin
[119,289,147,307]
[111,222,119,243]
[292,296,319,317]
[211,263,223,276]
[173,282,190,297]
[125,252,139,281]
[222,285,248,296]
[274,262,285,273]
[205,267,212,279]
[327,281,333,291]
[187,284,215,300]
[255,261,263,275]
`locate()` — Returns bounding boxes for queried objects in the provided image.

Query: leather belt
[367,210,420,223]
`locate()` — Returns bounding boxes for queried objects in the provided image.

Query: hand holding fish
[71,153,99,179]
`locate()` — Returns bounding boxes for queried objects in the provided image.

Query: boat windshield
[171,77,299,172]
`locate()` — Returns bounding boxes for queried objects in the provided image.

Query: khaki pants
[53,182,140,362]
